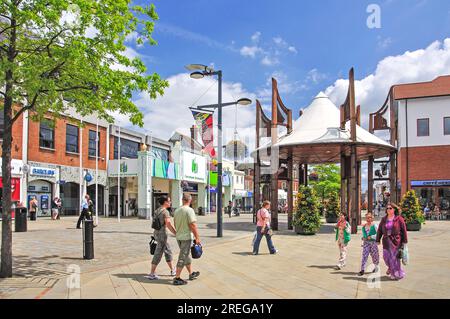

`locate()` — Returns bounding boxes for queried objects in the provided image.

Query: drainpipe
[405,99,409,192]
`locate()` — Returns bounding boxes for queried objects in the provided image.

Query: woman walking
[334,213,351,270]
[358,212,379,276]
[376,203,408,280]
[252,200,277,255]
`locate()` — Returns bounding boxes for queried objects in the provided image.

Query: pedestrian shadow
[61,257,85,261]
[94,231,151,236]
[232,252,253,256]
[113,273,174,285]
[330,271,359,276]
[308,265,336,270]
[341,275,393,282]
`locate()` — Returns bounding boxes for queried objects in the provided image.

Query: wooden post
[357,160,362,226]
[287,151,293,230]
[340,153,346,220]
[271,78,279,230]
[368,156,374,214]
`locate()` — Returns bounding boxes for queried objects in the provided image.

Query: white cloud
[377,36,393,50]
[307,68,328,84]
[261,55,279,66]
[288,46,298,54]
[325,38,450,129]
[273,37,287,46]
[240,46,262,58]
[120,73,257,153]
[251,31,261,43]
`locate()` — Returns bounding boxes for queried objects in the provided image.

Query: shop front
[108,159,139,217]
[180,152,207,213]
[0,159,23,214]
[412,180,450,213]
[27,163,58,217]
[152,157,179,211]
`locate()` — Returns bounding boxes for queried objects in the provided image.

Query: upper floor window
[89,130,100,157]
[151,146,169,161]
[114,136,139,159]
[417,118,429,137]
[444,117,450,136]
[66,124,79,153]
[40,120,55,149]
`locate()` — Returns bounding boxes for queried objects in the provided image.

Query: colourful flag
[190,108,216,158]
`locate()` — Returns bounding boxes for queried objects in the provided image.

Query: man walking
[76,194,91,229]
[173,193,201,285]
[145,196,177,280]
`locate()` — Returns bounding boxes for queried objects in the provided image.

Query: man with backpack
[145,196,177,280]
[172,193,201,285]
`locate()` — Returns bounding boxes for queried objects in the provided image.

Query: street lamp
[186,63,252,237]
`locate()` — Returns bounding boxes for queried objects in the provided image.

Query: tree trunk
[1,15,16,278]
[1,81,14,278]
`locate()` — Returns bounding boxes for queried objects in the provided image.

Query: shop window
[40,120,55,149]
[417,118,429,137]
[66,124,79,153]
[88,130,100,157]
[444,117,450,135]
[114,136,139,159]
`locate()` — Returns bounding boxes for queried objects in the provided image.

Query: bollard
[83,219,94,260]
[15,207,28,232]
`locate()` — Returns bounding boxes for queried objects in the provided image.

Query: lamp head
[236,98,252,106]
[190,71,205,79]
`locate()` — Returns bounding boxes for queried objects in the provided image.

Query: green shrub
[293,185,322,233]
[400,190,425,225]
[325,191,340,219]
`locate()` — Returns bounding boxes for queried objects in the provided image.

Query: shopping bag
[191,241,203,259]
[401,244,409,265]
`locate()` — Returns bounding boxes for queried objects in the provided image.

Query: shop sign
[182,152,206,183]
[181,181,198,193]
[30,166,56,177]
[222,171,231,187]
[411,180,450,187]
[0,159,24,175]
[234,189,248,197]
[108,159,138,177]
[0,177,21,201]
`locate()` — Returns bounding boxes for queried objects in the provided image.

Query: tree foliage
[325,191,340,219]
[400,190,425,225]
[0,0,168,278]
[309,164,340,204]
[293,185,322,233]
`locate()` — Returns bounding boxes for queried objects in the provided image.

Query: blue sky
[127,0,450,115]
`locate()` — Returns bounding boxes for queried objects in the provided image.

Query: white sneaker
[170,269,177,276]
[144,273,159,280]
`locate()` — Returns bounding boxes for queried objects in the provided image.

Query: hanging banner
[190,108,216,158]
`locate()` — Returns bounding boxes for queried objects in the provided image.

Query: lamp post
[186,62,252,238]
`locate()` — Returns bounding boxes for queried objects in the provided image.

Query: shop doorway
[87,184,105,215]
[60,182,80,216]
[109,186,124,217]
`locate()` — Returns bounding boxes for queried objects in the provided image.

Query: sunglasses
[387,207,393,210]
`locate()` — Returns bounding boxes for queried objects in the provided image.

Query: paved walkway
[1,214,450,299]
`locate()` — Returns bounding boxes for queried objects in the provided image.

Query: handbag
[149,236,157,255]
[191,241,203,259]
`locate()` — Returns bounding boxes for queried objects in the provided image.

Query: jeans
[253,226,276,254]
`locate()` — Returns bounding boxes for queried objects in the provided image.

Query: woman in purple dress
[376,203,408,280]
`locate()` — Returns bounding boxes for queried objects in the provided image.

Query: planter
[325,216,338,223]
[406,222,421,231]
[294,225,316,235]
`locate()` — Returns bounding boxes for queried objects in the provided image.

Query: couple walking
[146,193,201,286]
[334,203,408,281]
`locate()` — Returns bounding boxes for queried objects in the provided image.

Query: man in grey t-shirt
[173,193,201,285]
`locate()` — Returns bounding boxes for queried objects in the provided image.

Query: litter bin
[29,211,37,221]
[198,207,205,216]
[83,219,94,260]
[15,207,27,232]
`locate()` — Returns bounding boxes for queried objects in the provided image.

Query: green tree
[309,164,340,207]
[293,185,322,234]
[325,191,340,219]
[0,0,168,278]
[400,190,425,225]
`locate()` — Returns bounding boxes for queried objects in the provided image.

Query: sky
[116,0,450,189]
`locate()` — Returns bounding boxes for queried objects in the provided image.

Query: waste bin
[83,219,94,260]
[198,207,205,216]
[15,207,27,232]
[29,211,37,221]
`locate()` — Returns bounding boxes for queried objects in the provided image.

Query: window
[40,121,55,149]
[89,130,100,157]
[417,118,429,137]
[66,124,79,153]
[444,117,450,135]
[151,146,169,161]
[114,137,139,159]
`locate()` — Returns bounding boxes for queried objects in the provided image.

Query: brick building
[393,75,450,210]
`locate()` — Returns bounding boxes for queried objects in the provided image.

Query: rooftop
[393,75,450,100]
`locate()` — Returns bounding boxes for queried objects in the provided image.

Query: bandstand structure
[253,69,398,233]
